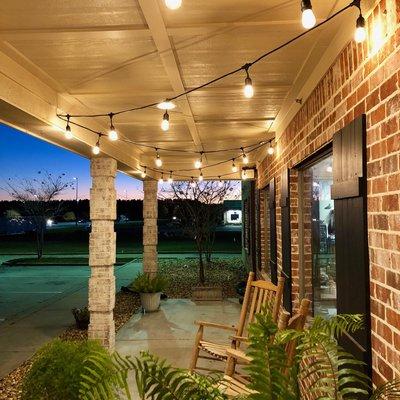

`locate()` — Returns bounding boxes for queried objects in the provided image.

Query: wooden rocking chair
[220,298,311,398]
[189,272,285,373]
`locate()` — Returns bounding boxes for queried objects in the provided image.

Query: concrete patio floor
[116,298,241,395]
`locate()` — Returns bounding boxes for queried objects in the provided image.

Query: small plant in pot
[130,273,167,313]
[72,307,90,330]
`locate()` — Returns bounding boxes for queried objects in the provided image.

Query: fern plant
[80,350,227,400]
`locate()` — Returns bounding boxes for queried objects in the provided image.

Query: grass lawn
[0,223,241,255]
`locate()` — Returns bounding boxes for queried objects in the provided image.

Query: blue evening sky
[0,124,143,200]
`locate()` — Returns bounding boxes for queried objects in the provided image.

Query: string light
[108,113,118,141]
[190,177,196,188]
[267,142,275,155]
[92,138,100,155]
[161,111,170,132]
[165,0,182,10]
[218,177,223,187]
[159,173,164,184]
[232,159,238,173]
[355,14,366,43]
[198,170,204,182]
[301,0,316,29]
[155,149,163,167]
[65,115,73,140]
[241,148,249,164]
[141,167,147,178]
[243,66,254,99]
[194,152,203,169]
[242,169,248,180]
[168,171,173,184]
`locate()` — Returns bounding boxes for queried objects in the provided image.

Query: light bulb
[190,178,196,188]
[194,159,202,169]
[355,15,366,43]
[65,129,73,140]
[168,176,173,184]
[232,160,238,173]
[302,8,316,29]
[165,0,182,10]
[244,77,254,98]
[92,145,100,155]
[161,111,170,131]
[243,154,249,164]
[155,155,163,167]
[242,170,248,180]
[159,175,164,184]
[267,143,275,155]
[108,129,118,141]
[326,165,333,173]
[218,179,223,188]
[141,169,147,178]
[198,172,204,182]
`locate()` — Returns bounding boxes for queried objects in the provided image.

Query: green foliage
[129,273,167,293]
[370,379,400,400]
[21,340,113,400]
[80,350,227,400]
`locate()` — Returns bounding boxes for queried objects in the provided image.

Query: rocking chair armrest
[229,335,249,343]
[226,348,252,364]
[194,320,237,331]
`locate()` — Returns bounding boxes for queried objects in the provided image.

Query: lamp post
[73,177,79,227]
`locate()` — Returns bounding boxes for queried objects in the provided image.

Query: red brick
[380,74,398,100]
[382,194,400,211]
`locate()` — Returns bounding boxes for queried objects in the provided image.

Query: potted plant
[130,273,167,312]
[72,307,90,330]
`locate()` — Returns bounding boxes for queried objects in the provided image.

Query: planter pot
[75,318,89,330]
[140,292,162,312]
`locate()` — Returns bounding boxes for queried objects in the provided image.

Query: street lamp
[73,177,79,227]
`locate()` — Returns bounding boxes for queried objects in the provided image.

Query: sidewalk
[0,261,141,378]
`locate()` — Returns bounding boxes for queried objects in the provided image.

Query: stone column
[143,180,158,277]
[88,157,117,349]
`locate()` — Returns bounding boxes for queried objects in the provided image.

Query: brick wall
[257,0,400,384]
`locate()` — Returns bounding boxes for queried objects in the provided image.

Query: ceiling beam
[137,0,203,151]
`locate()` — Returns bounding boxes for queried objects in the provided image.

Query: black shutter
[268,178,278,284]
[280,169,292,313]
[332,114,371,376]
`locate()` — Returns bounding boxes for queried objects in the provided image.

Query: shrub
[130,273,167,293]
[21,340,114,400]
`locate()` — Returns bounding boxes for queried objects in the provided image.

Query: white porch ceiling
[0,0,368,180]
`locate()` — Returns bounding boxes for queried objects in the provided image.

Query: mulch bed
[0,258,245,399]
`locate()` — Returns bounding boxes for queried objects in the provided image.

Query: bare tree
[2,171,72,259]
[162,180,238,285]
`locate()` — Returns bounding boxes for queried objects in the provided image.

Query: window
[300,154,336,317]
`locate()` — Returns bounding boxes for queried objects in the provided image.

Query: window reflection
[306,156,336,317]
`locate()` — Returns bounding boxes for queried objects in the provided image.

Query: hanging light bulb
[155,149,163,167]
[241,148,249,164]
[242,170,248,180]
[168,171,173,184]
[159,173,164,184]
[65,115,73,139]
[218,177,223,188]
[141,167,147,179]
[161,111,170,132]
[194,152,203,169]
[267,142,275,155]
[165,0,182,10]
[232,159,238,173]
[326,165,333,173]
[198,171,204,182]
[108,113,118,141]
[92,138,100,155]
[190,178,196,188]
[157,100,176,110]
[301,0,316,29]
[243,67,254,99]
[354,14,367,43]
